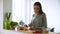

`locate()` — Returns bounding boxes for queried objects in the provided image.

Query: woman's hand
[23,27,28,31]
[23,24,28,31]
[29,24,32,27]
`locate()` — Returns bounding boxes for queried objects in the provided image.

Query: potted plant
[3,12,11,30]
[10,21,18,30]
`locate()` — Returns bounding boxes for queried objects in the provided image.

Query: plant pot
[10,21,18,30]
[3,21,10,30]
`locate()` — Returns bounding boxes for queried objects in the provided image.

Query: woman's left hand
[23,27,28,31]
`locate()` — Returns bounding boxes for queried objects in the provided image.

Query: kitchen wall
[3,0,12,21]
[0,0,3,32]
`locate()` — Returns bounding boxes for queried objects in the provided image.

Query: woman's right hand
[29,24,32,27]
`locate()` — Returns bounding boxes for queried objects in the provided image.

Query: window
[12,0,34,25]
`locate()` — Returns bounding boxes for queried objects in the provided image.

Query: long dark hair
[34,2,43,14]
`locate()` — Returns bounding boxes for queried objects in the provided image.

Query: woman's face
[34,5,40,14]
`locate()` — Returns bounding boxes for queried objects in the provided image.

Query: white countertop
[0,30,60,34]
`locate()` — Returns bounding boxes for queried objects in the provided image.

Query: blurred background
[0,0,60,34]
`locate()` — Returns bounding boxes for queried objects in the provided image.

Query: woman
[29,2,47,31]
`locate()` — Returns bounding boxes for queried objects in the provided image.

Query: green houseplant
[10,21,18,30]
[3,12,11,30]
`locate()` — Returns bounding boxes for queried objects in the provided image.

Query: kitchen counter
[2,29,59,34]
[3,30,57,34]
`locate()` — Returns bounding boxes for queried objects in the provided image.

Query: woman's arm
[42,13,47,28]
[28,23,34,30]
[29,23,32,27]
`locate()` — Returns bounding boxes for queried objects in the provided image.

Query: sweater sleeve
[42,13,47,28]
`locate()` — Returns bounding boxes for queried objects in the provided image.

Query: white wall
[0,0,3,32]
[3,0,12,21]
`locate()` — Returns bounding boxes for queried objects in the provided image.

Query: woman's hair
[34,2,43,14]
